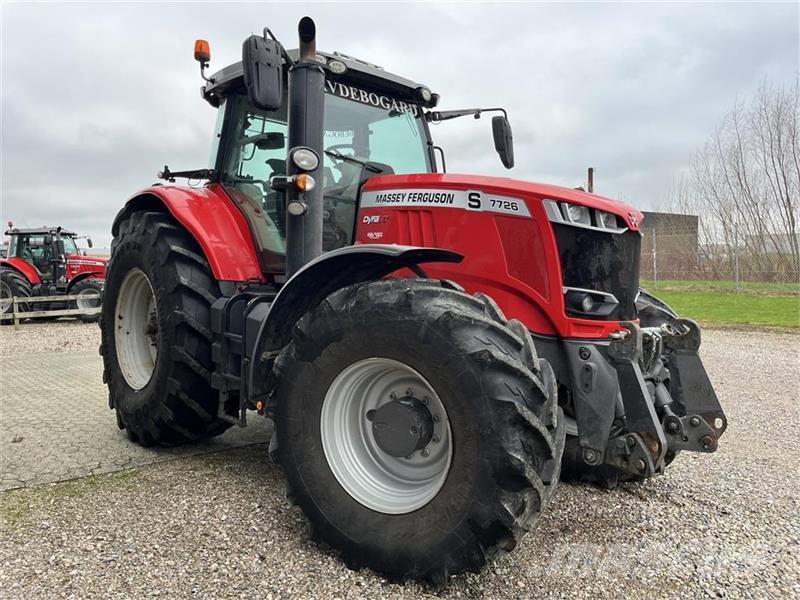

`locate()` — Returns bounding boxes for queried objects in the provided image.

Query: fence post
[652,228,657,289]
[734,226,740,293]
[13,297,19,330]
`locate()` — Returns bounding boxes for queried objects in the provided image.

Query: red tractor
[1,225,106,322]
[101,19,726,582]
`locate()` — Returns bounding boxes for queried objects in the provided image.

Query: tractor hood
[361,173,643,231]
[67,254,108,267]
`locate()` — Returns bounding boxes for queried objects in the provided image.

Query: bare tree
[663,78,800,282]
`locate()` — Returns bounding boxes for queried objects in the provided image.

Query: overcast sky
[1,1,798,248]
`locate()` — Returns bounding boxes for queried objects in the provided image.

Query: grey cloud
[1,2,797,246]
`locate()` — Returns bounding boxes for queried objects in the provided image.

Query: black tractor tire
[561,288,682,489]
[273,278,565,582]
[70,278,104,323]
[100,210,232,445]
[0,267,32,325]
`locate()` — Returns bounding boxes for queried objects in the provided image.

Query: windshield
[217,88,430,255]
[62,237,79,255]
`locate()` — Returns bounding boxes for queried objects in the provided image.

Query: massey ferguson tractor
[100,18,726,582]
[1,225,106,323]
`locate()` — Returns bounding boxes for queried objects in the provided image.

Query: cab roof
[202,49,437,109]
[5,227,77,236]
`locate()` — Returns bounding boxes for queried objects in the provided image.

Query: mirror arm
[426,107,508,123]
[264,27,294,67]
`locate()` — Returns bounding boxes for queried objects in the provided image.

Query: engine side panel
[355,174,642,339]
[66,256,107,281]
[114,184,264,283]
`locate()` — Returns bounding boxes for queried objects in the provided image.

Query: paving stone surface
[0,346,270,491]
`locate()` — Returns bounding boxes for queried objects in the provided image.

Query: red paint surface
[357,173,643,339]
[123,184,264,282]
[1,257,42,284]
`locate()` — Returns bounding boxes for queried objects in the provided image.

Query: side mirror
[256,132,286,150]
[87,238,93,248]
[492,116,515,169]
[242,34,283,111]
[43,234,53,245]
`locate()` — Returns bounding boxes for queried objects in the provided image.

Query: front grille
[553,224,641,320]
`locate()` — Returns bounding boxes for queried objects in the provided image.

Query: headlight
[565,203,591,225]
[597,210,616,228]
[287,200,308,216]
[565,290,595,313]
[290,147,319,171]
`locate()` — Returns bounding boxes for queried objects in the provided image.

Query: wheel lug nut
[422,396,430,405]
[432,434,440,443]
[406,388,414,397]
[433,414,440,423]
[390,392,398,400]
[421,449,430,457]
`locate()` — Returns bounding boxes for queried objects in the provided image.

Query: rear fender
[0,257,40,285]
[246,245,463,401]
[113,184,263,282]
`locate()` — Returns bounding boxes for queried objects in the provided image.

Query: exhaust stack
[285,16,325,276]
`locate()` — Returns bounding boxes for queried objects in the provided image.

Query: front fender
[66,271,104,293]
[247,244,462,400]
[113,183,263,282]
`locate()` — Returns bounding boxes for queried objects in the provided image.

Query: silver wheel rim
[76,287,101,310]
[0,281,11,313]
[320,357,453,515]
[114,269,158,390]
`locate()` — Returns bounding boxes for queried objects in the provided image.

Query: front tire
[273,278,565,582]
[100,211,232,445]
[70,278,103,323]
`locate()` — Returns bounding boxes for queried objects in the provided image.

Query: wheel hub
[369,396,433,457]
[320,358,453,514]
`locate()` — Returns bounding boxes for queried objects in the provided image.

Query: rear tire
[100,210,232,445]
[273,278,565,582]
[70,278,103,323]
[0,267,32,325]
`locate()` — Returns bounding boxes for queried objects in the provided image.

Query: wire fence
[639,229,800,292]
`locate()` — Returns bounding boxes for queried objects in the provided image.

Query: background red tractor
[1,225,106,323]
[100,18,726,582]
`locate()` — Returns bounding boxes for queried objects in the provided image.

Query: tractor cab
[194,48,511,275]
[5,227,77,282]
[200,52,436,273]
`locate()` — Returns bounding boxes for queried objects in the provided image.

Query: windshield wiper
[324,150,383,173]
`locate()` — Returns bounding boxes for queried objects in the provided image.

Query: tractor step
[210,289,276,425]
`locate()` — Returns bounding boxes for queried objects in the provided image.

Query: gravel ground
[0,325,798,598]
[0,320,101,354]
